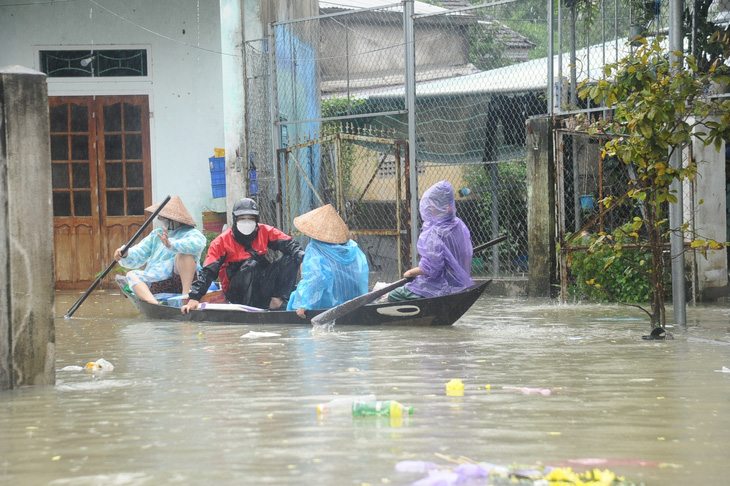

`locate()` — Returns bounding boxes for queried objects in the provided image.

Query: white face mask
[237,219,257,235]
[158,217,176,230]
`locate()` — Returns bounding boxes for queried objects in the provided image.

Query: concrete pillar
[526,116,556,297]
[692,125,728,301]
[219,0,320,224]
[0,65,55,390]
[220,0,247,222]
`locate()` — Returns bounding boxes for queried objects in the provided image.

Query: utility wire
[88,0,240,57]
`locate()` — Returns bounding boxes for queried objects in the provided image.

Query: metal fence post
[404,0,419,267]
[669,0,686,325]
[268,22,282,229]
[548,0,554,116]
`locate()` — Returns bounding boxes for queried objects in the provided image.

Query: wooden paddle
[310,234,508,326]
[63,195,172,318]
[473,234,507,253]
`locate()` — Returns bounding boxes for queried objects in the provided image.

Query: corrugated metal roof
[368,40,634,98]
[319,0,446,15]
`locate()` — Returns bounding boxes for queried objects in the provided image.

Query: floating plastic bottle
[85,358,114,372]
[352,400,414,417]
[317,394,376,415]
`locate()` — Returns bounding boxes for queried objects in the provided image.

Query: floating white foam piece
[241,331,281,339]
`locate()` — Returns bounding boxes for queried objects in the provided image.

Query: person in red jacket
[181,198,304,313]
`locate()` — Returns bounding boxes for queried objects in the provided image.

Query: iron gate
[276,125,411,283]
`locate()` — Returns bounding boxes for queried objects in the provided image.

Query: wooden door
[50,96,151,289]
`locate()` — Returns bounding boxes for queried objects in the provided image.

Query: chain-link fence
[554,127,706,302]
[269,1,555,282]
[276,125,410,285]
[551,0,730,302]
[408,3,547,278]
[244,39,275,225]
[263,0,730,287]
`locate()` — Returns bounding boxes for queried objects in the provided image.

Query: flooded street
[2,288,730,485]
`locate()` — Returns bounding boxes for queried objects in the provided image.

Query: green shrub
[568,225,661,303]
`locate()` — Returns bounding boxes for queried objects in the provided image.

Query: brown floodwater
[1,288,729,485]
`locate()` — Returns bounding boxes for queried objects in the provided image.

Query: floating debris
[85,358,114,372]
[502,386,554,396]
[241,331,281,339]
[446,379,464,396]
[398,454,649,485]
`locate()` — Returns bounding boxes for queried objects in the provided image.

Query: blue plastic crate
[212,184,226,198]
[210,170,226,185]
[209,157,226,198]
[209,156,225,172]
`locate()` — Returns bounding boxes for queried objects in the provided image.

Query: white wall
[691,121,728,300]
[0,0,225,226]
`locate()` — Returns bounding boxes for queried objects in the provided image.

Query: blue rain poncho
[287,239,369,311]
[120,226,206,287]
[406,180,474,298]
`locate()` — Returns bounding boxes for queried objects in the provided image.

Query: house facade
[0,0,226,288]
[0,0,317,289]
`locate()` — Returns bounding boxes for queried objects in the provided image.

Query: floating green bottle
[351,400,413,417]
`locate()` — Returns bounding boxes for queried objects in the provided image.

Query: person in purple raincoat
[388,180,474,301]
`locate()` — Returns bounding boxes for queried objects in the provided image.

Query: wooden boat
[116,278,492,326]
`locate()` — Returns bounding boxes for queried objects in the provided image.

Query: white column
[693,121,728,300]
[219,0,247,221]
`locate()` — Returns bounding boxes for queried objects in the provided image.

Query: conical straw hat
[293,204,350,244]
[145,195,197,227]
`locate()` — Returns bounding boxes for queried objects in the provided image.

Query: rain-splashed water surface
[1,290,729,485]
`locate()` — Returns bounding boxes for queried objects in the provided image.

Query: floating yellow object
[446,379,464,391]
[446,379,464,396]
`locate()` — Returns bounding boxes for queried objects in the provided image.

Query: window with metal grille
[377,153,424,179]
[39,49,148,78]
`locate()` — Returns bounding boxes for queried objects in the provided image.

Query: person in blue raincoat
[114,196,206,304]
[388,180,474,301]
[287,204,369,318]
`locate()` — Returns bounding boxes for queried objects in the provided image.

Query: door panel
[50,98,101,289]
[53,223,97,284]
[97,97,152,271]
[51,95,151,290]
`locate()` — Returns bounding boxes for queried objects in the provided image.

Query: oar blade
[311,277,412,326]
[62,195,172,318]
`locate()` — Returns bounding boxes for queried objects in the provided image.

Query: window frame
[35,45,153,82]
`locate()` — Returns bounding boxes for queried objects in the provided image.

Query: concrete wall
[216,0,319,225]
[0,67,56,389]
[692,125,728,300]
[0,0,225,226]
[320,18,470,82]
[259,0,319,25]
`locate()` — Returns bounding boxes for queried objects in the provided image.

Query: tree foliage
[578,37,730,328]
[569,223,656,303]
